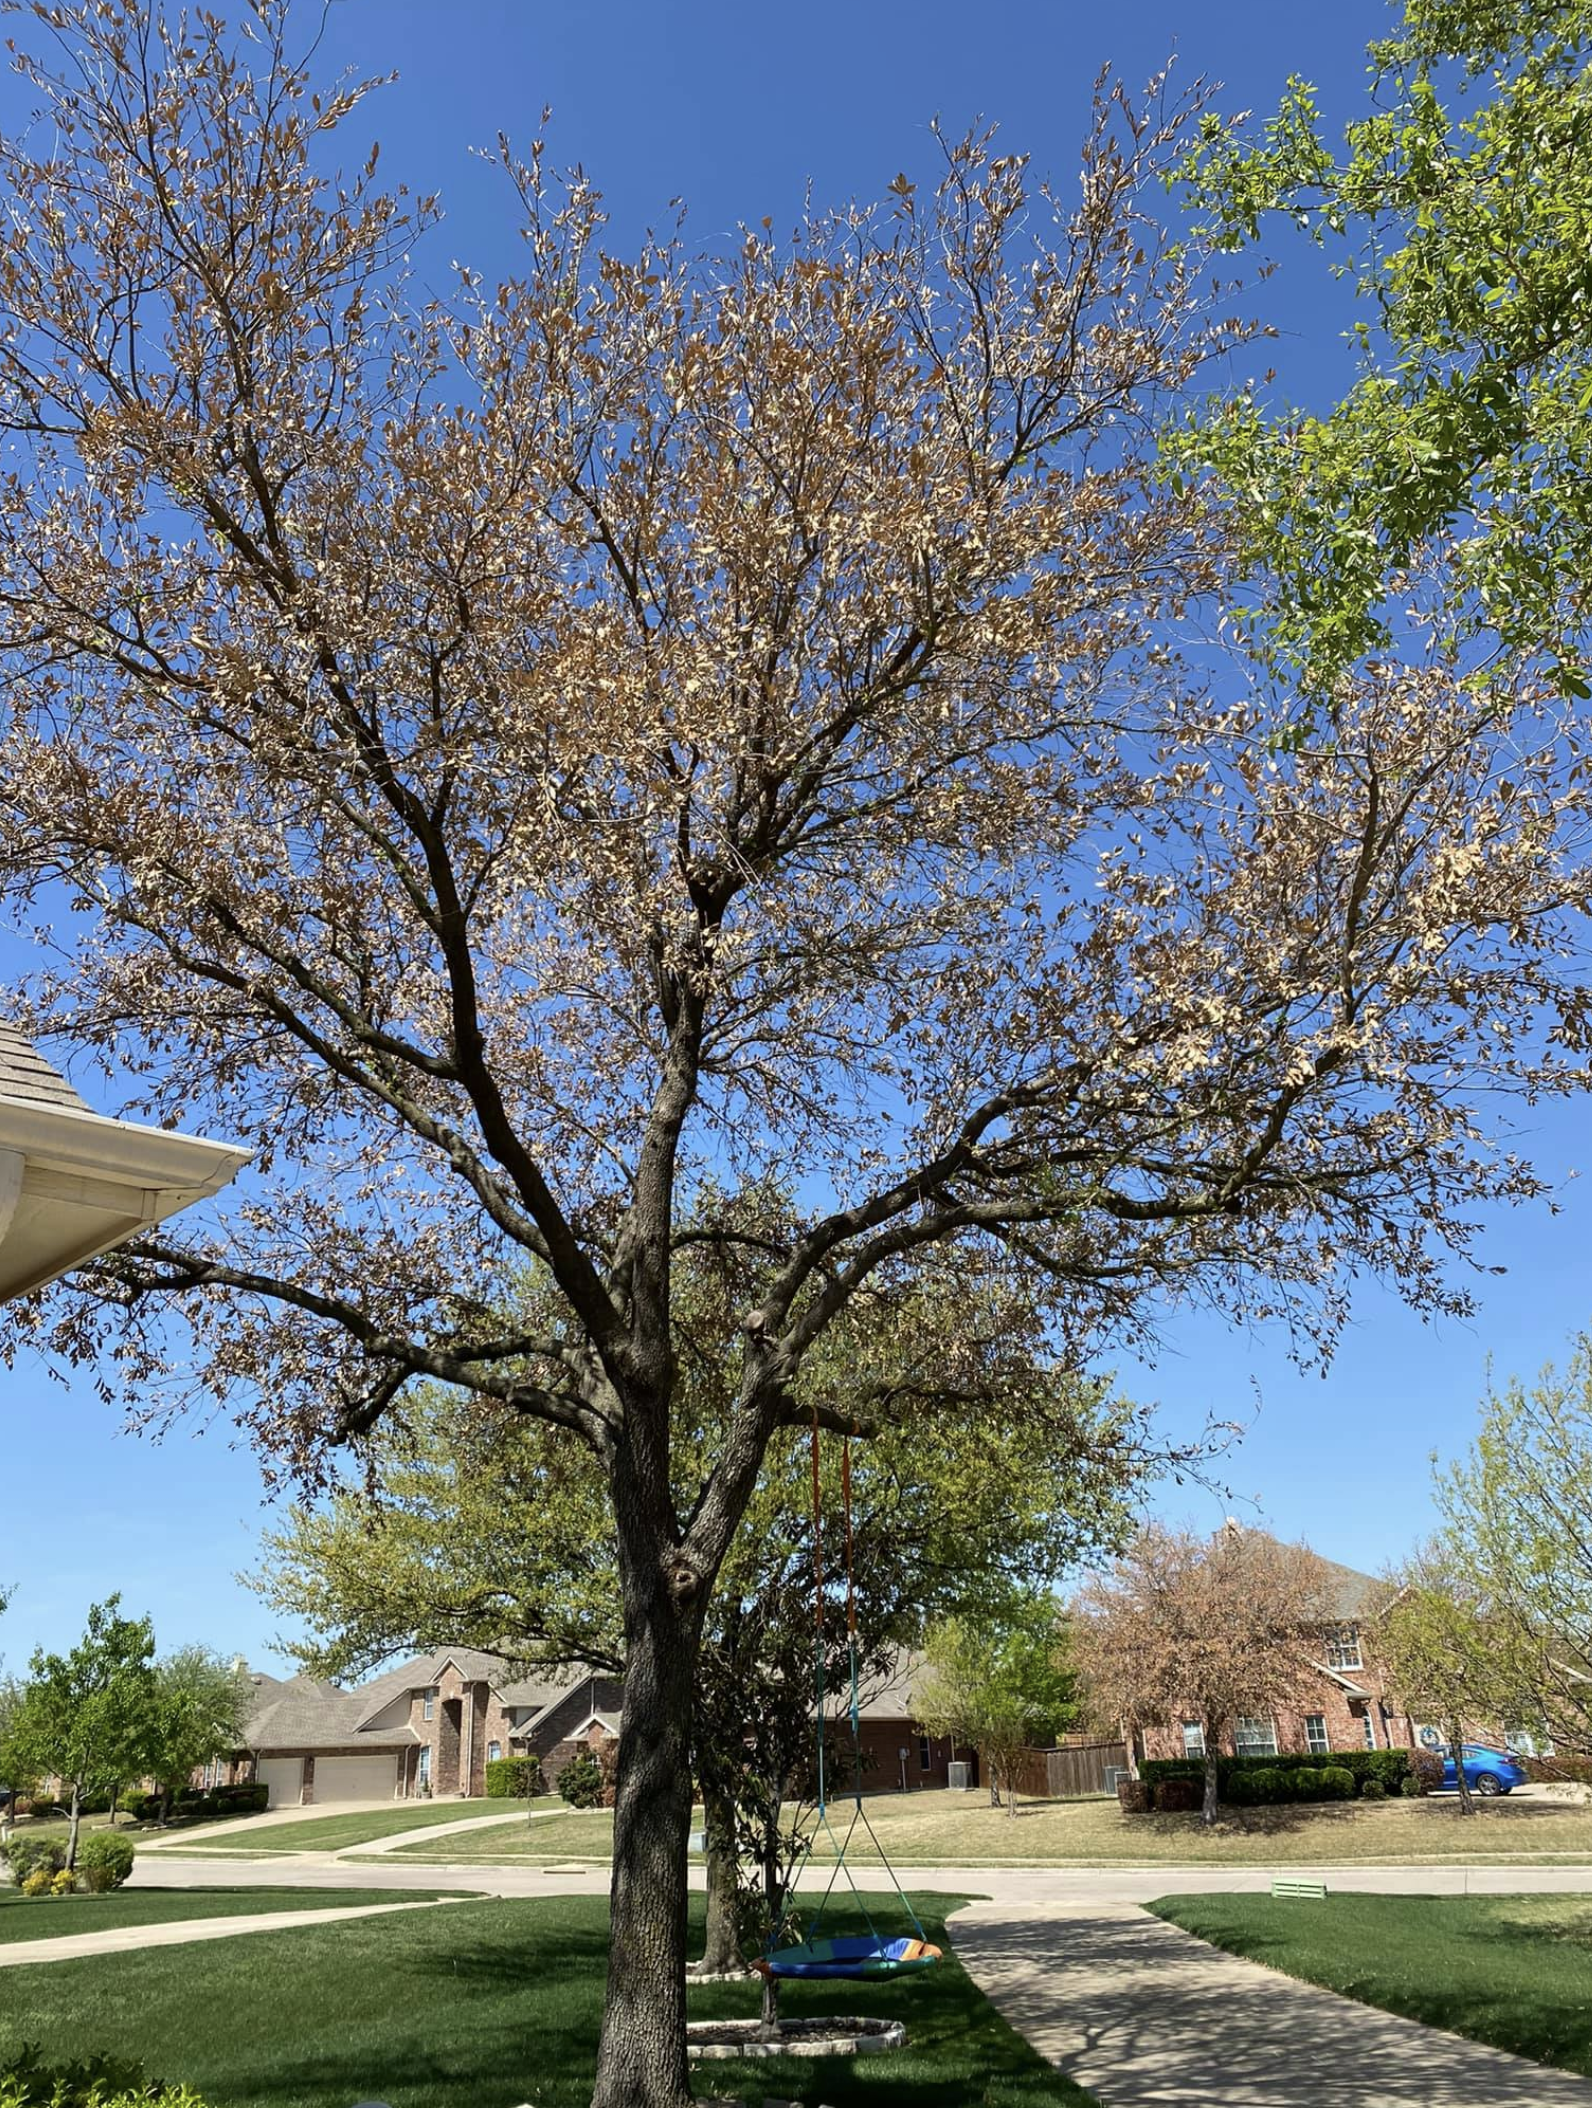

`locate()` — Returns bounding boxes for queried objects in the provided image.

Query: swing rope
[764,1410,932,1966]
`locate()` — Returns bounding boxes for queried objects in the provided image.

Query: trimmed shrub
[19,1870,54,1899]
[1116,1776,1150,1815]
[1318,1765,1356,1801]
[213,1782,268,1814]
[4,1838,65,1886]
[48,1869,75,1897]
[485,1755,544,1800]
[1523,1753,1592,1788]
[1400,1773,1422,1797]
[0,2047,211,2106]
[1359,1776,1388,1800]
[1154,1775,1203,1813]
[558,1751,604,1809]
[1407,1748,1444,1795]
[77,1831,136,1892]
[596,1734,620,1809]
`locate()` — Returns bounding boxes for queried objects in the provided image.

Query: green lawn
[1150,1891,1592,2076]
[391,1786,1592,1867]
[0,1892,1094,2108]
[0,1886,458,1946]
[169,1798,554,1855]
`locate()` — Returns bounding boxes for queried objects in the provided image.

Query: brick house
[1137,1545,1463,1769]
[241,1645,965,1807]
[241,1648,624,1807]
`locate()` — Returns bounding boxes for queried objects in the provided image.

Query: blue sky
[4,0,1587,1671]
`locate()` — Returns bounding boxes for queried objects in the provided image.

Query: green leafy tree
[141,1650,253,1824]
[1417,1336,1592,1766]
[1177,0,1592,687]
[912,1595,1078,1817]
[259,1274,1150,1966]
[1,1599,156,1866]
[1372,1544,1499,1815]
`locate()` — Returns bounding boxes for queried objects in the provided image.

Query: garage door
[313,1755,399,1803]
[256,1758,303,1809]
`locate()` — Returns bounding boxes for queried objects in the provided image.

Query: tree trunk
[1450,1716,1475,1816]
[759,1968,782,2038]
[692,1784,742,1976]
[590,1483,705,2108]
[1202,1745,1220,1826]
[1005,1759,1018,1818]
[66,1782,82,1870]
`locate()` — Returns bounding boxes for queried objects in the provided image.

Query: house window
[1325,1623,1363,1671]
[919,1736,932,1774]
[417,1747,431,1790]
[487,1741,502,1764]
[1362,1710,1377,1750]
[1234,1717,1278,1758]
[1181,1721,1205,1758]
[422,1688,436,1722]
[1305,1714,1329,1755]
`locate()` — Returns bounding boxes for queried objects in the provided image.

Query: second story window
[1325,1623,1363,1671]
[422,1687,436,1722]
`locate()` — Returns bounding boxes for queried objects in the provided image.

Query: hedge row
[1140,1748,1412,1798]
[116,1783,268,1824]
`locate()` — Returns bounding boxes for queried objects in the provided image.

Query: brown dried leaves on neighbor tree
[1073,1521,1340,1814]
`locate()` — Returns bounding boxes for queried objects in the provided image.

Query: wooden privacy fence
[1037,1739,1129,1798]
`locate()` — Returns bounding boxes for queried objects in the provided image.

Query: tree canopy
[1,4,1591,2096]
[912,1595,1078,1816]
[1178,0,1592,684]
[0,1598,156,1866]
[1074,1523,1336,1823]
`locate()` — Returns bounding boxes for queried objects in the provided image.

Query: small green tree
[1,1599,156,1866]
[141,1649,252,1824]
[912,1596,1078,1818]
[1373,1546,1497,1816]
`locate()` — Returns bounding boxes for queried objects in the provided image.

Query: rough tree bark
[692,1787,742,1977]
[1202,1731,1221,1828]
[66,1782,83,1872]
[591,1444,710,2108]
[1449,1715,1476,1817]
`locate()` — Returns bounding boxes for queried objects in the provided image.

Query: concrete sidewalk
[950,1900,1592,2106]
[0,1896,466,1970]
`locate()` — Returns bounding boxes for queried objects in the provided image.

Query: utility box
[947,1761,970,1791]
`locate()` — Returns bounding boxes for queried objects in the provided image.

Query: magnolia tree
[1074,1524,1337,1822]
[0,7,1591,2102]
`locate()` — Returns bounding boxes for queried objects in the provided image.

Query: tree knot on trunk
[664,1553,703,1603]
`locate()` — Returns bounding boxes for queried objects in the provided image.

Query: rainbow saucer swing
[752,1421,942,1985]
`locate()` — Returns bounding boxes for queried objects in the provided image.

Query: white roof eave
[0,1096,251,1302]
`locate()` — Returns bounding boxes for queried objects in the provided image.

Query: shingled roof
[0,1023,90,1114]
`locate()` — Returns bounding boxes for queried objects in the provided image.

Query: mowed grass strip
[178,1798,554,1855]
[0,1892,1095,2108]
[0,1886,459,1946]
[393,1786,1592,1866]
[1150,1892,1592,2076]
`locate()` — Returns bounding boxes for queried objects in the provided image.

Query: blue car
[1440,1744,1528,1796]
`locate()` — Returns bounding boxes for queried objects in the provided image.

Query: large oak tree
[0,6,1590,2101]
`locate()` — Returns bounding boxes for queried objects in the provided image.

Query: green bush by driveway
[1150,1891,1592,2077]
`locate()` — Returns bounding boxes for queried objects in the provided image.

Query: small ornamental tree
[2,8,1592,2100]
[913,1597,1078,1816]
[140,1650,252,1825]
[1074,1525,1336,1824]
[1371,1547,1491,1816]
[1426,1337,1592,1767]
[1,1600,156,1867]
